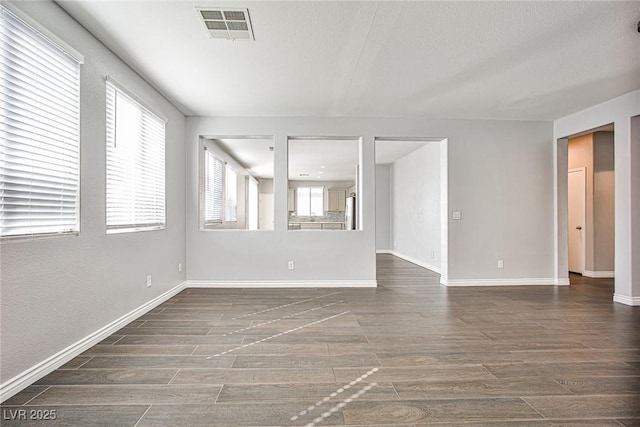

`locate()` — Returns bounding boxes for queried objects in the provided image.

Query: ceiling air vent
[196,8,255,40]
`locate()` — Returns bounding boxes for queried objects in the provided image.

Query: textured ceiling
[57,1,640,120]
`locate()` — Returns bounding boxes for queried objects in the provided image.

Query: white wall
[375,164,391,251]
[391,143,441,272]
[0,1,186,393]
[554,89,640,305]
[185,117,554,286]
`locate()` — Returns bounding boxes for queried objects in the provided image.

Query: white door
[568,168,586,274]
[259,194,274,230]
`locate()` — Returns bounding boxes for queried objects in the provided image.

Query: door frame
[568,167,586,275]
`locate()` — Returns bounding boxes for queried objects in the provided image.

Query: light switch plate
[452,211,462,220]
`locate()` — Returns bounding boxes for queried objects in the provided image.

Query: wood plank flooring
[2,254,639,426]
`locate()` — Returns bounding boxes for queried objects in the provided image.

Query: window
[200,136,274,230]
[105,79,165,233]
[247,177,258,230]
[225,164,237,222]
[296,187,324,216]
[0,6,82,238]
[204,150,223,224]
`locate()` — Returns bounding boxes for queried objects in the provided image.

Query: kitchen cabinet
[288,189,295,211]
[327,189,347,211]
[322,222,343,230]
[300,222,322,230]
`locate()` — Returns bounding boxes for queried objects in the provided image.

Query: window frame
[0,5,83,240]
[105,77,167,234]
[200,144,241,229]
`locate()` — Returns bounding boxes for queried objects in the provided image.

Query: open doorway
[566,124,615,281]
[374,137,448,279]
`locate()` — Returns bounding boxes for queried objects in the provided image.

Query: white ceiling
[375,139,443,165]
[57,1,640,121]
[207,137,274,179]
[288,139,359,182]
[209,136,433,180]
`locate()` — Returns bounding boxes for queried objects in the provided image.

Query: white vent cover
[196,8,254,40]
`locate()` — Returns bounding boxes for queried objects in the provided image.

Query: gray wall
[593,132,615,272]
[0,2,186,386]
[185,117,554,284]
[391,143,441,271]
[447,122,554,280]
[375,164,391,250]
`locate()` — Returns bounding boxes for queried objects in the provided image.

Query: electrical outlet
[497,260,504,269]
[288,261,295,270]
[452,211,462,220]
[146,275,152,287]
[178,263,183,272]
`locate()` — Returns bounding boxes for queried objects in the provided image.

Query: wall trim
[186,280,377,288]
[383,250,441,274]
[583,270,615,278]
[613,293,640,306]
[376,249,393,254]
[0,281,187,403]
[555,278,571,286]
[442,278,557,287]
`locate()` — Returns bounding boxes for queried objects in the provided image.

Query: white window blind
[296,187,323,216]
[204,149,224,224]
[105,80,165,233]
[225,164,237,222]
[0,6,81,238]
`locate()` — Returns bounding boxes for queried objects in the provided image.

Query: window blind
[105,81,165,232]
[0,6,81,238]
[204,150,223,224]
[225,164,237,222]
[296,187,323,216]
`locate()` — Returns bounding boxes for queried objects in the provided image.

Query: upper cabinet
[327,189,347,211]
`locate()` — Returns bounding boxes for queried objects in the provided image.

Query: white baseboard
[0,281,187,403]
[186,280,377,288]
[555,278,571,286]
[584,270,615,278]
[382,250,441,274]
[376,249,393,254]
[442,278,557,287]
[613,293,640,306]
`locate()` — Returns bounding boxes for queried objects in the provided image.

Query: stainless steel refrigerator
[344,194,356,230]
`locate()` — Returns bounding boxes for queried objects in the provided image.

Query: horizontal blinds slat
[204,151,223,223]
[105,82,165,229]
[1,5,80,238]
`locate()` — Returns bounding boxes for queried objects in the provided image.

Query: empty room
[1,1,640,426]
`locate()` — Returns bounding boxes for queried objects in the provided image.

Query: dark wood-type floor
[3,254,639,426]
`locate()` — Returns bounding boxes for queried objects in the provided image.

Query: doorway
[568,168,585,274]
[564,124,615,281]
